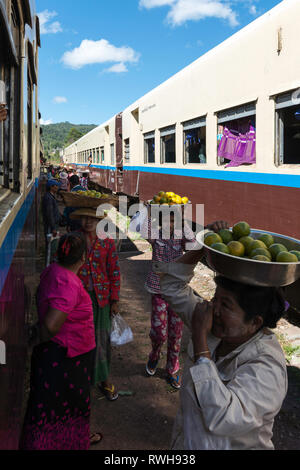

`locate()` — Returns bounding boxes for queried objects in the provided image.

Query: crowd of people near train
[19,163,289,451]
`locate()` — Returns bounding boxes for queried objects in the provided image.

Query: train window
[183,117,206,164]
[0,1,21,193]
[275,90,300,165]
[124,138,130,161]
[101,147,104,163]
[144,131,155,164]
[217,102,256,167]
[96,148,100,163]
[110,143,115,165]
[160,126,176,164]
[27,69,33,181]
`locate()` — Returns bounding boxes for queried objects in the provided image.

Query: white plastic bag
[110,314,133,347]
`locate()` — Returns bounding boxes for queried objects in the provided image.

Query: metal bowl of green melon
[196,228,300,287]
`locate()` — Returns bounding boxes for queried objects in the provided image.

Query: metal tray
[196,228,300,287]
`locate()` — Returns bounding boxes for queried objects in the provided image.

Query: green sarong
[89,291,111,385]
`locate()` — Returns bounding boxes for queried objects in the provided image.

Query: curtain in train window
[124,138,130,161]
[217,103,256,167]
[110,143,115,165]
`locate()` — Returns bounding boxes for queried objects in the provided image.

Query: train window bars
[160,125,176,164]
[0,0,21,193]
[275,90,300,165]
[182,117,206,165]
[144,131,155,164]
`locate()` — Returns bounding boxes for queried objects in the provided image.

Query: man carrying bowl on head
[153,220,288,450]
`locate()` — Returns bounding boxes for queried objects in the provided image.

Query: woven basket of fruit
[196,221,300,287]
[61,190,119,208]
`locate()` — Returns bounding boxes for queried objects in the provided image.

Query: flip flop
[146,359,158,376]
[166,374,181,390]
[90,432,103,446]
[98,383,119,401]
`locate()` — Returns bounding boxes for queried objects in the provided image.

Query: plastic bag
[110,314,133,347]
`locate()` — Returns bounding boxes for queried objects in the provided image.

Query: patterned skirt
[19,341,95,450]
[89,291,111,385]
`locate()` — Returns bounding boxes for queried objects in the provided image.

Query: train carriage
[65,0,300,238]
[0,0,41,449]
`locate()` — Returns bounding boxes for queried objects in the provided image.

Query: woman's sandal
[146,359,158,376]
[166,374,181,390]
[98,383,119,401]
[90,432,103,446]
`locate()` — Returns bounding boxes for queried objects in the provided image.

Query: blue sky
[36,0,283,126]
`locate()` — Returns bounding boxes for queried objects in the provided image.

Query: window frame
[274,89,300,166]
[182,117,206,165]
[160,125,176,164]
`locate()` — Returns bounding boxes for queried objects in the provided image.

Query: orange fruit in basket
[232,221,251,240]
[276,252,298,263]
[227,241,245,257]
[160,197,169,204]
[153,195,161,203]
[258,233,274,248]
[204,233,222,247]
[158,191,165,198]
[269,243,288,261]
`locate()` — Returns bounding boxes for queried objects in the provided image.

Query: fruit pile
[149,191,189,205]
[204,221,300,263]
[75,190,108,199]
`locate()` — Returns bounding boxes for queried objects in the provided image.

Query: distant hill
[41,121,97,158]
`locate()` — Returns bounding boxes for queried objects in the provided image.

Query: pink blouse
[37,263,96,358]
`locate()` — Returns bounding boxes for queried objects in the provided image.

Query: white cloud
[61,39,140,70]
[38,10,63,34]
[53,96,68,104]
[249,4,257,15]
[40,118,53,125]
[140,0,239,27]
[139,0,175,8]
[105,63,128,73]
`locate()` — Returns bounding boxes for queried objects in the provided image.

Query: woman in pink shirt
[20,233,101,450]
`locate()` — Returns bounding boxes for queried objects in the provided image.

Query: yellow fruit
[227,241,245,257]
[153,195,161,203]
[250,248,272,260]
[258,233,275,248]
[276,252,298,263]
[232,221,251,240]
[158,191,165,198]
[269,244,288,261]
[175,196,182,204]
[204,233,222,247]
[181,197,189,204]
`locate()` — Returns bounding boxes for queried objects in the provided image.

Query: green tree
[65,127,83,146]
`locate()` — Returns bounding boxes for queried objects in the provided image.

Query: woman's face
[211,286,260,342]
[81,216,99,233]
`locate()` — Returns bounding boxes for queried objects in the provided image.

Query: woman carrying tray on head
[70,207,121,401]
[153,220,288,450]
